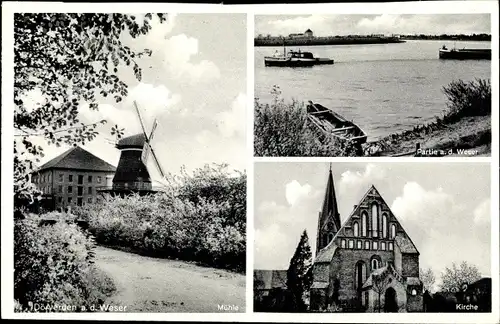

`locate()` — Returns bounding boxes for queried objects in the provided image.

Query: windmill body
[98,101,166,197]
[112,133,153,192]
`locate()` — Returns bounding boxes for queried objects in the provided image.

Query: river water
[254,40,491,141]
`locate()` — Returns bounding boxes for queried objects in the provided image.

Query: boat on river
[264,46,334,67]
[439,45,491,60]
[306,101,367,145]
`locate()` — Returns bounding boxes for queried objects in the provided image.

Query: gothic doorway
[384,287,398,312]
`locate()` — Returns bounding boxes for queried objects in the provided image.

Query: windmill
[104,101,166,196]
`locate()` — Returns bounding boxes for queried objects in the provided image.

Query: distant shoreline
[255,34,491,47]
[255,36,405,47]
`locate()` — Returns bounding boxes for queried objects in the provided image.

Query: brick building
[31,146,116,211]
[253,169,423,312]
[310,169,423,312]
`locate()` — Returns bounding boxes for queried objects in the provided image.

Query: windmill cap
[116,133,146,149]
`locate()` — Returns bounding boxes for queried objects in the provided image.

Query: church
[310,168,423,312]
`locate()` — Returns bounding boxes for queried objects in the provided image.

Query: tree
[287,229,313,312]
[14,13,167,207]
[420,267,436,293]
[440,261,482,292]
[371,268,393,313]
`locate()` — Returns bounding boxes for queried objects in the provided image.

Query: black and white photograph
[254,162,492,313]
[11,12,246,313]
[253,14,492,157]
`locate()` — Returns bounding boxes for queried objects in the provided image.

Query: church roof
[305,29,313,33]
[254,270,287,290]
[319,169,341,231]
[37,146,116,172]
[315,243,337,263]
[395,235,418,254]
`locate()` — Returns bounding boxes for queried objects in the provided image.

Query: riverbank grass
[254,86,358,157]
[364,78,491,156]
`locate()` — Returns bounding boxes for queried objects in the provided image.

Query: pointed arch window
[328,233,334,243]
[391,224,397,238]
[357,240,362,249]
[382,214,388,238]
[364,241,370,250]
[371,203,378,237]
[361,212,368,237]
[341,239,346,248]
[348,240,354,249]
[353,221,359,237]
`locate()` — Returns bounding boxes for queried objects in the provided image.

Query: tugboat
[264,44,334,67]
[439,45,491,60]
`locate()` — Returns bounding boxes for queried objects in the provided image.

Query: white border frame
[2,1,499,323]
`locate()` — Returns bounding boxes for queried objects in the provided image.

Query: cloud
[254,183,322,269]
[162,34,220,82]
[391,182,459,223]
[215,93,246,138]
[285,180,312,206]
[339,163,386,194]
[125,82,182,133]
[473,198,490,225]
[267,15,329,36]
[390,182,491,279]
[257,14,491,37]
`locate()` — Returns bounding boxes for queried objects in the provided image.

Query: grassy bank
[364,78,491,157]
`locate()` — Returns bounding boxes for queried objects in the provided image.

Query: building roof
[395,235,418,254]
[116,133,146,149]
[254,270,287,290]
[305,29,313,33]
[37,146,116,172]
[315,243,337,263]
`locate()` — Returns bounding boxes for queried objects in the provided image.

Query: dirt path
[94,246,245,313]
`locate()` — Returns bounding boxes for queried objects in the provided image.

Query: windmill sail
[150,146,165,178]
[141,119,158,165]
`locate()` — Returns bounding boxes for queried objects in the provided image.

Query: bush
[254,86,358,157]
[442,78,491,123]
[75,165,246,273]
[14,214,116,312]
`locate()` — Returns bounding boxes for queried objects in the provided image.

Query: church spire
[316,166,341,254]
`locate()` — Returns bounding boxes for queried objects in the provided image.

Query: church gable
[322,185,418,259]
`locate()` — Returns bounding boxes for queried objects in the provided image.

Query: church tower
[316,165,342,254]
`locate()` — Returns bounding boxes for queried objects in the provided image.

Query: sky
[21,14,247,183]
[255,14,491,37]
[254,162,491,289]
